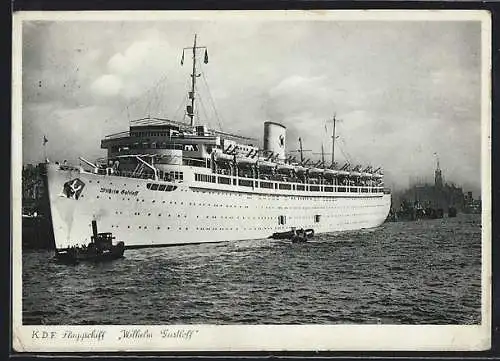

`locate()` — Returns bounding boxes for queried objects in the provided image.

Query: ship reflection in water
[22,213,481,325]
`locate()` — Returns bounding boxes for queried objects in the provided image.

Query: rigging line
[200,70,224,131]
[156,81,167,116]
[173,93,188,122]
[104,73,171,124]
[196,87,211,127]
[339,137,355,163]
[173,76,193,122]
[336,139,351,164]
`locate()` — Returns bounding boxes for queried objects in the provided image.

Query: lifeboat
[236,156,257,165]
[323,169,339,177]
[214,151,234,162]
[350,171,362,177]
[277,163,294,173]
[337,170,350,176]
[257,160,276,169]
[294,166,307,173]
[309,168,324,176]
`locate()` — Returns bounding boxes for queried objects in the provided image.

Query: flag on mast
[43,135,48,145]
[181,50,184,65]
[204,49,209,64]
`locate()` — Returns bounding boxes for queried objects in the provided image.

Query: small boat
[55,220,125,263]
[271,228,314,243]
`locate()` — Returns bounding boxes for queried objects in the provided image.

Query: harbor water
[22,213,482,325]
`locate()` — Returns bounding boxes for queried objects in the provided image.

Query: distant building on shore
[22,163,46,214]
[396,159,465,212]
[464,191,482,214]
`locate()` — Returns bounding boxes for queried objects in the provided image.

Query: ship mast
[298,137,304,163]
[182,34,208,127]
[327,114,341,166]
[321,143,325,166]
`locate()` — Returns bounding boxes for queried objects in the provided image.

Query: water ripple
[22,214,481,325]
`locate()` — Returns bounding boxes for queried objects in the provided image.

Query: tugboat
[271,228,315,243]
[55,220,125,263]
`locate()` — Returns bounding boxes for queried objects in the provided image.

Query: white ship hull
[45,163,391,250]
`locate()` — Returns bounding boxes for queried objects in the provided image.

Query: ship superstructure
[44,35,391,250]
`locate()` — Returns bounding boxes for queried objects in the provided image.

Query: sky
[20,15,484,194]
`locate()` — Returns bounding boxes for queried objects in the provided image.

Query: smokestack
[92,220,98,239]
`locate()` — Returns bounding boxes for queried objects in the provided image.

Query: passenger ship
[44,35,391,250]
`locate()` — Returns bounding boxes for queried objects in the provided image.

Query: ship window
[260,181,273,189]
[279,183,292,190]
[151,184,159,191]
[238,179,253,187]
[158,184,167,191]
[218,176,231,185]
[315,215,321,223]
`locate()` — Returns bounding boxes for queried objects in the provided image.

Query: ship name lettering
[118,328,152,340]
[161,328,199,340]
[99,187,138,196]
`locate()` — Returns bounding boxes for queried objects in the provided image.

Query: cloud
[91,74,122,97]
[20,19,483,195]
